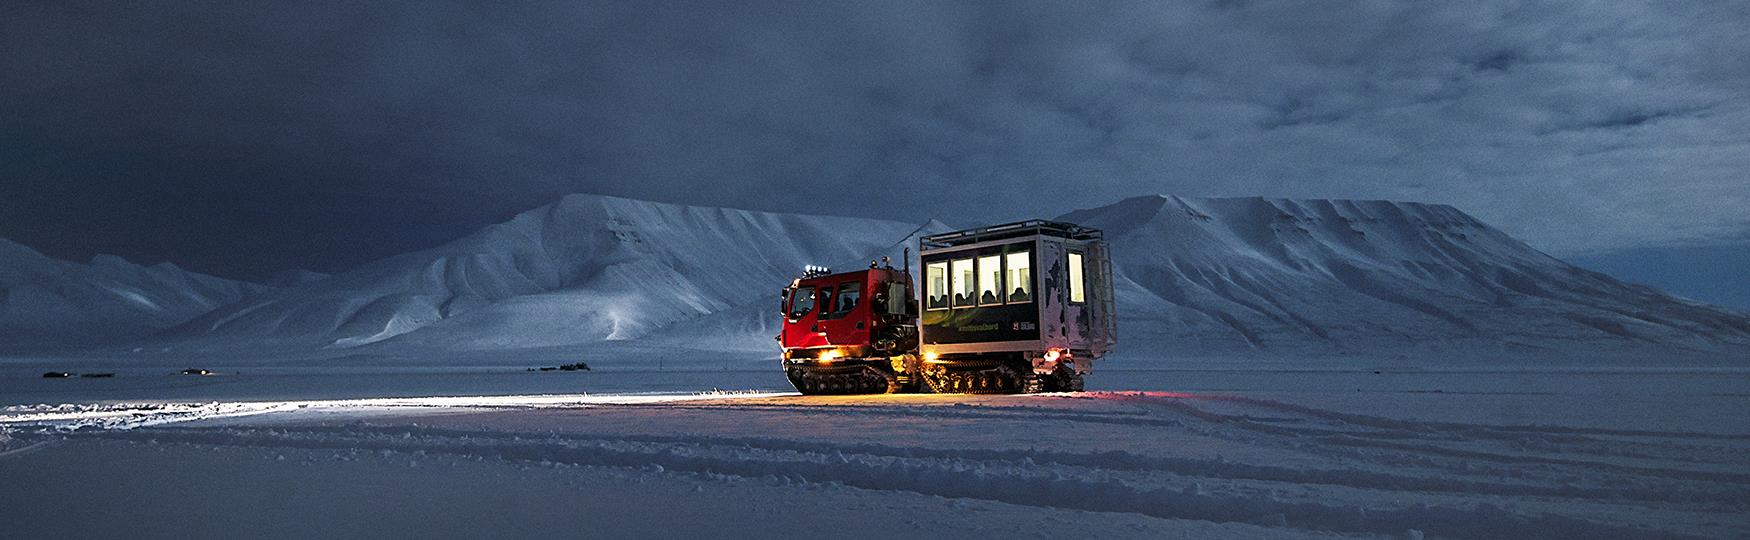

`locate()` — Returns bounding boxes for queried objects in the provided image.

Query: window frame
[827,281,860,319]
[950,257,977,309]
[1067,251,1086,304]
[1004,249,1032,304]
[815,285,837,319]
[925,261,949,311]
[976,254,1004,306]
[812,281,854,319]
[786,286,817,320]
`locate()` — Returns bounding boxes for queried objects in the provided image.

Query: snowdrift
[1061,196,1750,360]
[0,239,265,349]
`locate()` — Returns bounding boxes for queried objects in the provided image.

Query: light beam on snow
[0,392,796,431]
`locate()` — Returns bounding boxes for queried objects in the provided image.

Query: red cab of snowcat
[779,265,916,361]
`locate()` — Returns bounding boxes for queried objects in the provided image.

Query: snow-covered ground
[4,363,1746,538]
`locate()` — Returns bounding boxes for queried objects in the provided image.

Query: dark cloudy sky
[3,1,1748,283]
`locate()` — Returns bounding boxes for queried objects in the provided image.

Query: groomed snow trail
[5,391,1743,538]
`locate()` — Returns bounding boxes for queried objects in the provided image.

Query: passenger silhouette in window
[827,282,859,318]
[928,295,948,309]
[1010,287,1029,302]
[980,290,998,304]
[838,290,857,313]
[954,293,968,306]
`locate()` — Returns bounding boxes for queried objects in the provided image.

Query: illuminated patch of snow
[0,391,795,431]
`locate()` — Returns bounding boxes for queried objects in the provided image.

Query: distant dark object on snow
[80,373,115,378]
[179,368,213,376]
[42,371,72,378]
[533,362,590,372]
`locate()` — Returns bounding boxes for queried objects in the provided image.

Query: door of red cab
[782,282,830,349]
[816,274,870,348]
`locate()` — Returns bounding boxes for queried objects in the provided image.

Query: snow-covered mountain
[1060,196,1750,360]
[645,218,956,352]
[164,194,927,351]
[0,239,266,349]
[134,193,1750,362]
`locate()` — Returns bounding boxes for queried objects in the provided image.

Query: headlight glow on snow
[0,392,797,431]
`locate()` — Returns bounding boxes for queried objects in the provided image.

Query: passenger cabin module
[777,220,1115,395]
[917,220,1115,393]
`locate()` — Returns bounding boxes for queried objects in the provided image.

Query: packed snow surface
[3,368,1746,539]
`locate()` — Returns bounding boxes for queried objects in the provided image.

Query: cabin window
[925,262,948,310]
[1068,251,1086,303]
[830,281,860,317]
[786,287,816,319]
[951,258,976,308]
[817,286,836,318]
[1005,251,1031,303]
[977,255,1002,305]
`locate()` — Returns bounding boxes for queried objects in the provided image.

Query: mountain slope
[149,193,1750,363]
[0,240,266,349]
[645,218,958,352]
[164,194,925,350]
[1059,196,1750,360]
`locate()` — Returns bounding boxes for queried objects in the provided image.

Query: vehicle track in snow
[39,423,1723,540]
[5,391,1746,538]
[1096,392,1750,484]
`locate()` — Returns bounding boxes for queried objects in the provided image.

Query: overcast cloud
[2,1,1747,278]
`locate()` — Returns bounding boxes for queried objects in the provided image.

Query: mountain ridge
[0,238,267,349]
[6,192,1746,363]
[1057,194,1750,359]
[158,193,928,351]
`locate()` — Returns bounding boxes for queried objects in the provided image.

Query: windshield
[786,287,816,319]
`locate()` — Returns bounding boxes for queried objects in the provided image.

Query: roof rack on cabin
[921,220,1102,249]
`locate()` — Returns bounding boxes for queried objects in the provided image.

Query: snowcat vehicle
[778,261,921,394]
[778,220,1115,394]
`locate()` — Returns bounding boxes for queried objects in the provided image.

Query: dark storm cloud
[2,1,1747,278]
